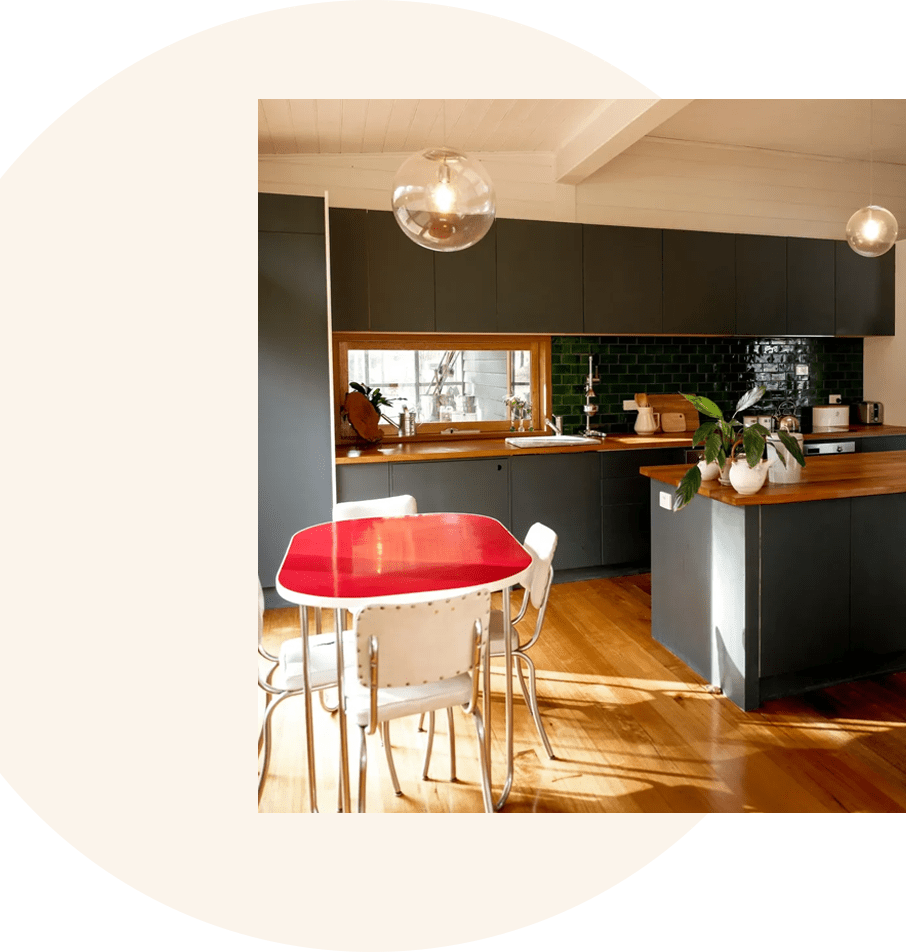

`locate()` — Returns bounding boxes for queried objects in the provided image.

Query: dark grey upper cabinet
[258,195,333,602]
[496,219,583,333]
[663,230,736,334]
[258,192,325,234]
[434,221,497,332]
[329,208,369,331]
[367,210,435,332]
[735,234,787,336]
[835,241,896,336]
[787,238,835,336]
[583,225,663,333]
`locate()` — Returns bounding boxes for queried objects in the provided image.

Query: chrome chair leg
[319,690,339,714]
[258,661,278,755]
[382,721,402,796]
[447,707,457,781]
[421,710,436,779]
[358,726,368,813]
[258,692,290,801]
[417,712,426,732]
[471,709,494,814]
[516,651,555,760]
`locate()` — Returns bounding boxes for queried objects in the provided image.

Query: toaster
[857,401,884,425]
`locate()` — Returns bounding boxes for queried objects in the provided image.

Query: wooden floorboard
[258,576,906,813]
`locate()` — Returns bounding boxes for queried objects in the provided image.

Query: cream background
[0,4,699,951]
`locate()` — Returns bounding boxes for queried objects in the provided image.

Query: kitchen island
[640,450,906,710]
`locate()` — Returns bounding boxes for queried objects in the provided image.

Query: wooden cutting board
[643,394,700,433]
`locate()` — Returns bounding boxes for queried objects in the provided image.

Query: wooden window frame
[333,333,552,442]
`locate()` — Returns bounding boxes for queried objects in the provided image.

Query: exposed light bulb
[846,205,899,258]
[392,147,495,252]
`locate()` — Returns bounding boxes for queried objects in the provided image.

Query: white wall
[259,139,906,239]
[863,241,906,425]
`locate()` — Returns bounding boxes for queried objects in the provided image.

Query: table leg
[494,585,514,812]
[334,608,352,813]
[299,606,318,813]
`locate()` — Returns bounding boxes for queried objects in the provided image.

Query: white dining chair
[332,494,417,521]
[258,577,346,810]
[422,522,559,771]
[311,494,418,712]
[345,591,494,812]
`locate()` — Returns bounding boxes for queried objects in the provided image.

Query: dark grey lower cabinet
[336,457,511,527]
[510,454,601,570]
[337,446,692,575]
[390,459,511,529]
[649,484,906,710]
[861,436,906,452]
[602,449,685,566]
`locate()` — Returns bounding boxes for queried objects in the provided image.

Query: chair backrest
[258,577,265,647]
[353,591,490,689]
[332,495,417,522]
[523,522,558,610]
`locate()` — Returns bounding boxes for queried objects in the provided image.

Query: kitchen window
[333,334,551,439]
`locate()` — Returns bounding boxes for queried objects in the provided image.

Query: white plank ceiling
[259,99,906,174]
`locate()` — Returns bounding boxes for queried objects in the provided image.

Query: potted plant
[340,381,398,443]
[673,386,806,510]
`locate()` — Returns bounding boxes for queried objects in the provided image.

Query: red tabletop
[276,512,532,607]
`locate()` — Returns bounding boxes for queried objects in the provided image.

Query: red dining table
[276,512,533,812]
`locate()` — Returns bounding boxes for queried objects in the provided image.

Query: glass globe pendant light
[391,103,495,252]
[846,101,899,257]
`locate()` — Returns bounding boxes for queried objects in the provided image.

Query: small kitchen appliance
[856,401,884,425]
[812,405,849,430]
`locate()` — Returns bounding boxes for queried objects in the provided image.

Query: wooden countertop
[640,449,906,506]
[336,424,906,465]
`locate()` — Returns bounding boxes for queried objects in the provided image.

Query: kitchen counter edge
[640,449,906,506]
[335,424,906,465]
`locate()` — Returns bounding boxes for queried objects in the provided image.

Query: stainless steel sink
[505,435,602,448]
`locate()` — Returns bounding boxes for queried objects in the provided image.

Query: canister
[766,433,804,484]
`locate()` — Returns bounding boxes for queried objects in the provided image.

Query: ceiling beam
[555,99,695,184]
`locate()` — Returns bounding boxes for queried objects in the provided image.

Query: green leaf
[691,421,717,447]
[733,385,767,417]
[680,393,724,420]
[673,465,703,511]
[704,431,723,463]
[777,430,806,467]
[350,381,370,396]
[742,425,765,468]
[749,423,772,438]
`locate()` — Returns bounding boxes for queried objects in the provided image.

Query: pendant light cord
[869,99,874,206]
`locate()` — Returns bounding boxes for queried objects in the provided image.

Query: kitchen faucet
[545,416,563,436]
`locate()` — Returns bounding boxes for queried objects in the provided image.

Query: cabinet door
[329,208,369,331]
[336,463,391,504]
[583,225,662,333]
[496,219,583,333]
[835,240,896,336]
[390,459,510,529]
[860,436,906,452]
[850,494,906,654]
[787,238,835,336]
[736,234,787,336]
[759,501,851,676]
[601,449,685,566]
[258,212,333,600]
[435,221,497,332]
[367,210,435,331]
[510,454,601,570]
[259,192,325,234]
[663,230,736,334]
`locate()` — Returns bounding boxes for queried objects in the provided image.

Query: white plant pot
[697,459,721,481]
[718,460,733,486]
[728,458,773,495]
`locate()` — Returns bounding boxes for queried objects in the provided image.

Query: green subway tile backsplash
[551,336,864,433]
